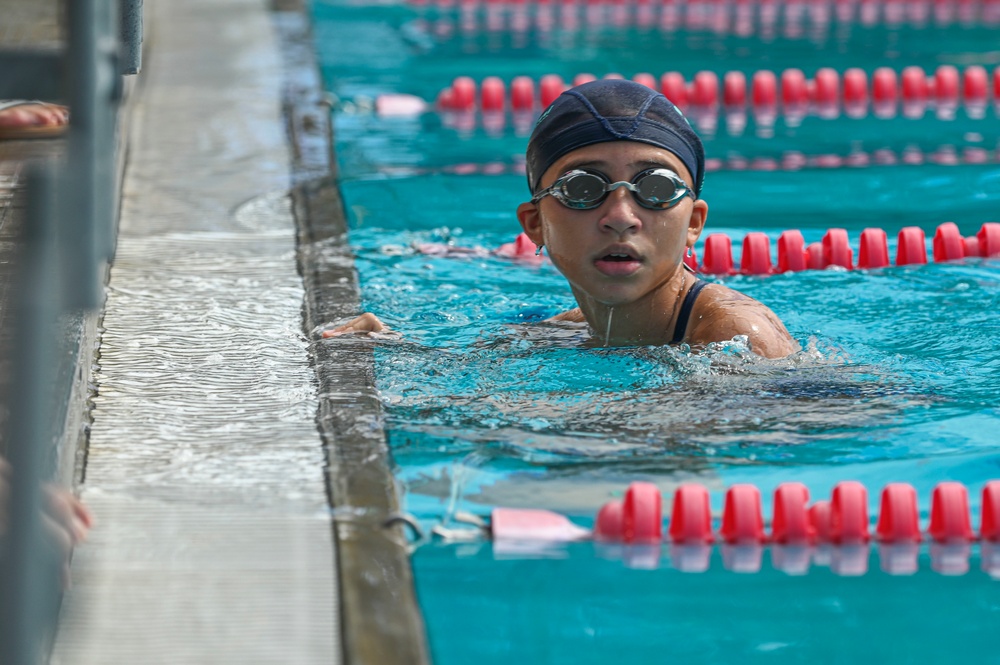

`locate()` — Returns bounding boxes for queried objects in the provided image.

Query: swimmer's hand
[321,312,389,338]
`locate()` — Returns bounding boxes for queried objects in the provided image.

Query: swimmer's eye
[531,168,693,210]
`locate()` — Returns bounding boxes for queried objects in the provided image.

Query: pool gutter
[274,3,431,663]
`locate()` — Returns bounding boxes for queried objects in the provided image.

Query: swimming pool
[313,1,1000,661]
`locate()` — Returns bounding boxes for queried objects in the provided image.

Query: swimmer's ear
[516,201,544,247]
[686,198,708,247]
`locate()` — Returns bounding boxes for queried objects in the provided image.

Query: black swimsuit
[670,279,708,345]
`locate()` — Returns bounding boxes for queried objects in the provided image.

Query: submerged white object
[375,93,428,117]
[491,508,592,542]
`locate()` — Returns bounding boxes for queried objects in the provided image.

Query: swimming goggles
[531,168,694,211]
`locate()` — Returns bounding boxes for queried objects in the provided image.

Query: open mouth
[594,249,642,276]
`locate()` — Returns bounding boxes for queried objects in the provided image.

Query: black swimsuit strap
[670,279,708,345]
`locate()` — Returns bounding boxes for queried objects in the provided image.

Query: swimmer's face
[517,141,708,308]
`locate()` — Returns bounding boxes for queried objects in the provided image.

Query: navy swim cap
[526,79,705,198]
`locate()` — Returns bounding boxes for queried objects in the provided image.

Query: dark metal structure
[0,1,142,662]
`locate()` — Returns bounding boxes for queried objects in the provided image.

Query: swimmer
[328,79,797,359]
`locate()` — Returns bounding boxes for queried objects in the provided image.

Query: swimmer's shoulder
[686,282,799,359]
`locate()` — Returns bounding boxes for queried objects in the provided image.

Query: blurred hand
[321,312,388,338]
[0,457,94,588]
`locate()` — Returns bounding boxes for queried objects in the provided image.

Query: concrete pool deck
[2,0,427,662]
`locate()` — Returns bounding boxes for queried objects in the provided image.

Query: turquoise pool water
[314,1,1000,661]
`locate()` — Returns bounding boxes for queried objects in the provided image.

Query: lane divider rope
[484,479,1000,575]
[491,222,1000,273]
[427,66,1000,118]
[408,0,1000,34]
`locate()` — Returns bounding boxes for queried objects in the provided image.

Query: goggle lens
[562,173,607,205]
[636,173,679,205]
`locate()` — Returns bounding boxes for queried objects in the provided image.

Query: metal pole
[0,161,63,665]
[120,0,143,75]
[1,0,121,660]
[67,0,119,308]
[97,0,122,263]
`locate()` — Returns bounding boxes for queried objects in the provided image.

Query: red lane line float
[935,64,961,105]
[872,66,898,116]
[858,228,889,269]
[691,70,720,108]
[740,232,773,275]
[480,76,506,112]
[964,65,989,104]
[876,483,921,543]
[594,499,625,541]
[929,482,975,543]
[495,233,543,262]
[901,65,928,103]
[702,233,735,275]
[669,484,714,544]
[831,481,870,543]
[872,67,898,105]
[822,228,854,269]
[843,67,869,108]
[510,76,535,112]
[813,67,840,106]
[808,500,833,542]
[979,221,1000,257]
[805,242,825,271]
[539,74,566,107]
[720,484,766,544]
[431,65,1000,117]
[661,71,688,109]
[781,68,808,110]
[933,222,964,261]
[895,226,928,265]
[983,481,1000,542]
[632,72,657,91]
[777,230,807,273]
[723,71,747,108]
[623,481,662,543]
[772,482,813,543]
[451,75,477,111]
[751,69,778,108]
[487,478,1000,575]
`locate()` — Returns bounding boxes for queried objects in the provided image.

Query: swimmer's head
[525,79,705,198]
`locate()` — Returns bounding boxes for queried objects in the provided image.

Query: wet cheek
[544,245,575,273]
[541,221,580,257]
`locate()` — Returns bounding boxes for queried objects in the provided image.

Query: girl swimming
[328,79,797,359]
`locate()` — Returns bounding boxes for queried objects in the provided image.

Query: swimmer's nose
[598,186,642,235]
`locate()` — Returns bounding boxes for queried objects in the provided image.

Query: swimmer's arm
[321,312,387,338]
[687,306,798,359]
